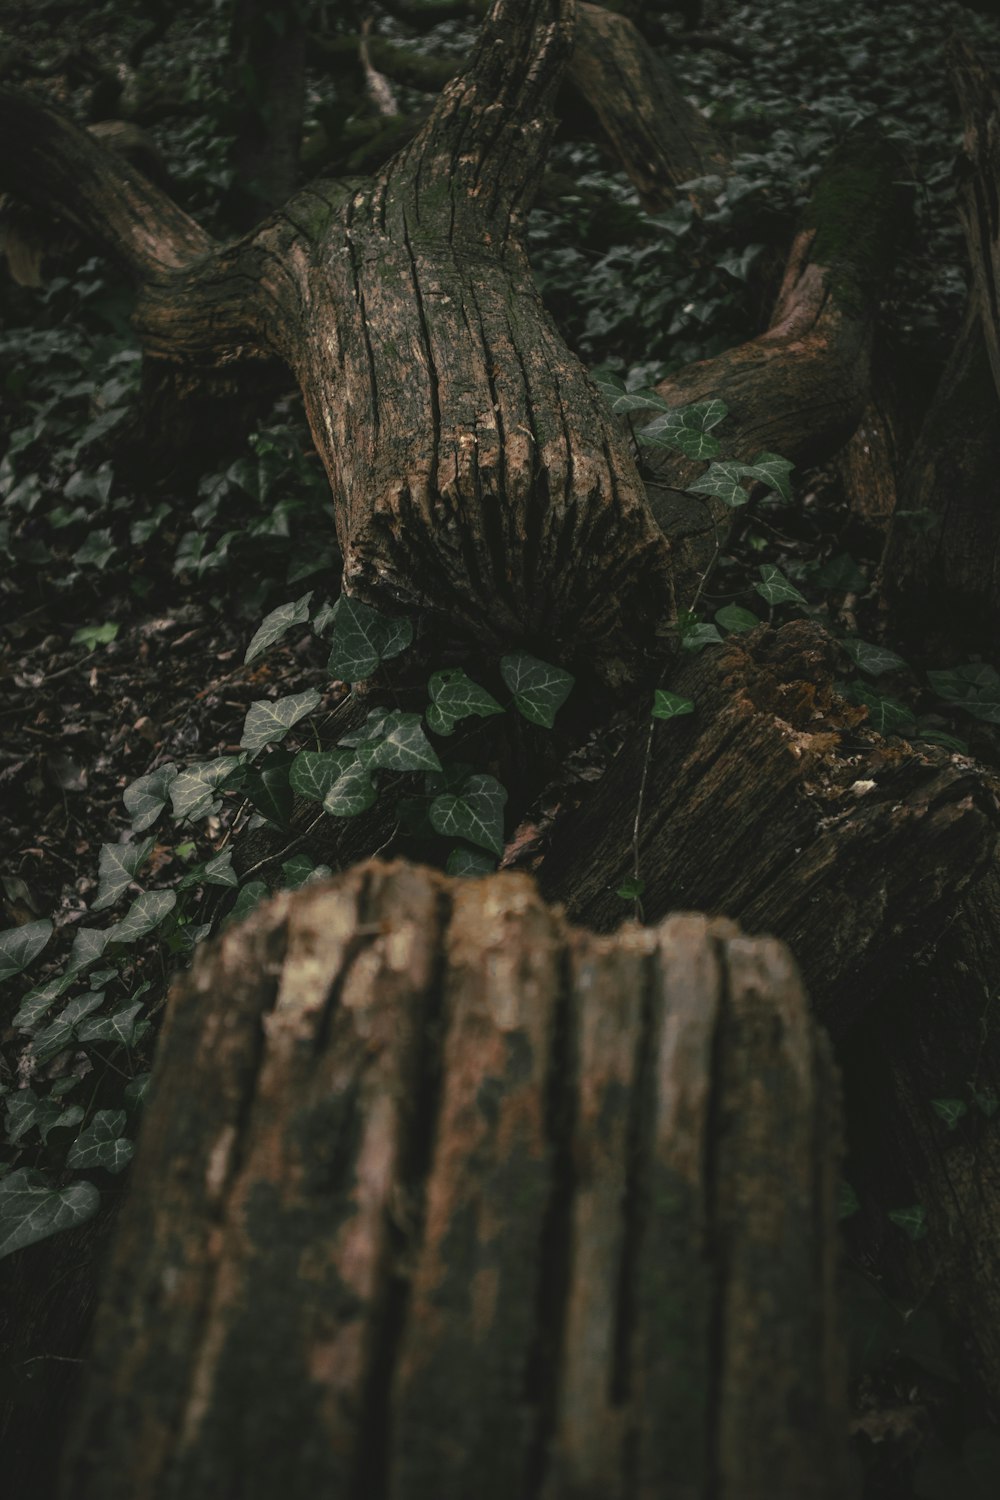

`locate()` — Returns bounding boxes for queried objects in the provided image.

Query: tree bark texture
[62,862,847,1500]
[0,1,678,693]
[537,621,1000,1035]
[840,858,1000,1409]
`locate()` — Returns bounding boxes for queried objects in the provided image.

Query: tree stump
[62,862,846,1500]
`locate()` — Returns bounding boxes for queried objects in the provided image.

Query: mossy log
[840,859,1000,1408]
[62,863,847,1500]
[537,622,1000,1035]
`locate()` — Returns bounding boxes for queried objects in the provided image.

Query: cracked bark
[536,621,1000,1036]
[62,864,846,1500]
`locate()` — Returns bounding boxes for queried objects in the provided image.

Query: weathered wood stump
[62,862,846,1500]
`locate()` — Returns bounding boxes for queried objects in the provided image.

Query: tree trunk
[536,621,1000,1034]
[62,862,847,1500]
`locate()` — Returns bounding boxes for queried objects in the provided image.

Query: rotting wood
[537,621,1000,1034]
[61,861,847,1500]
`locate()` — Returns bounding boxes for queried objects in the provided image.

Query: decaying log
[643,124,909,605]
[62,862,847,1500]
[537,622,1000,1034]
[0,0,676,692]
[570,2,730,213]
[840,859,1000,1409]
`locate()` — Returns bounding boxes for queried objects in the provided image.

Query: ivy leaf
[241,689,321,755]
[753,564,807,607]
[243,749,296,828]
[289,748,356,802]
[814,551,866,592]
[280,854,326,889]
[311,598,337,638]
[227,881,269,926]
[0,1170,100,1260]
[77,1001,144,1048]
[931,1098,968,1131]
[888,1204,928,1241]
[124,1074,152,1110]
[123,764,179,832]
[244,591,313,665]
[445,847,497,877]
[426,669,504,736]
[607,389,672,414]
[66,1110,134,1174]
[640,399,729,452]
[743,452,795,503]
[616,875,645,900]
[67,927,109,975]
[680,622,723,653]
[177,850,239,891]
[0,919,53,982]
[106,890,177,946]
[338,708,394,749]
[370,714,442,773]
[323,759,378,818]
[847,682,916,737]
[915,727,969,754]
[5,1090,63,1146]
[170,757,244,823]
[500,653,574,728]
[841,639,907,676]
[688,461,753,507]
[928,663,1000,725]
[715,604,759,634]
[12,974,75,1033]
[31,992,106,1062]
[429,773,507,856]
[652,690,694,721]
[326,595,413,681]
[91,837,155,912]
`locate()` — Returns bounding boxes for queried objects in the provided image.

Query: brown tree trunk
[62,862,847,1500]
[536,621,1000,1035]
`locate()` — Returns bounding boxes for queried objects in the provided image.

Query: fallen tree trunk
[62,862,847,1500]
[537,622,1000,1034]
